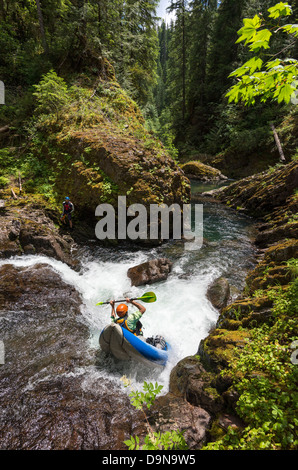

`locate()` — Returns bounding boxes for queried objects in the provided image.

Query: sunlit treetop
[226,2,298,106]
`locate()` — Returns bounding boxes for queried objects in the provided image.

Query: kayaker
[110,297,145,336]
[61,196,74,229]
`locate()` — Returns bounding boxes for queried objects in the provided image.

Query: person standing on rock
[109,298,145,336]
[61,196,74,229]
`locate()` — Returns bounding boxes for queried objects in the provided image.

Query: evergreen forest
[0,0,297,170]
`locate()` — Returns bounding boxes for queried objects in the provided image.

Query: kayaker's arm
[126,298,146,315]
[110,300,116,319]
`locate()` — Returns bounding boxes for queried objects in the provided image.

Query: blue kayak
[99,323,169,367]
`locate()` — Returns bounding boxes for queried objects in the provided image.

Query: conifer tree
[165,0,191,143]
[206,0,245,105]
[186,0,218,143]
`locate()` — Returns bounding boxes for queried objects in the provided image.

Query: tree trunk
[35,0,49,55]
[182,1,186,122]
[0,0,6,21]
[270,123,286,162]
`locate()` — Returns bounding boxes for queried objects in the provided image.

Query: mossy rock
[214,162,298,218]
[169,356,225,415]
[180,161,227,182]
[264,238,298,263]
[198,329,251,372]
[29,77,191,224]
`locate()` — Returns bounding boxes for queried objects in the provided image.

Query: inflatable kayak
[99,323,169,367]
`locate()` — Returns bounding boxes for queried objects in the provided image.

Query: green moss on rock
[180,161,227,182]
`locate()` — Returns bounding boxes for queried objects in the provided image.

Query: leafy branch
[226,2,298,106]
[121,377,188,450]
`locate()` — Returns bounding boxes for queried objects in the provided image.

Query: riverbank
[154,161,298,450]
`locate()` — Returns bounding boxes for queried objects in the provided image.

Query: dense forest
[1,0,297,170]
[152,0,298,171]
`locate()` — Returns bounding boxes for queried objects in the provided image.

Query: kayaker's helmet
[116,303,128,317]
[65,196,70,200]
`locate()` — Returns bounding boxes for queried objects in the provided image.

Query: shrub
[121,378,188,451]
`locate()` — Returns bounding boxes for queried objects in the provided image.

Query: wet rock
[169,356,225,416]
[0,263,144,450]
[206,277,230,310]
[8,220,21,241]
[0,204,77,268]
[149,392,211,450]
[127,258,173,287]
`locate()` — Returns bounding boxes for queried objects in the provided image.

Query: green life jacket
[116,314,143,336]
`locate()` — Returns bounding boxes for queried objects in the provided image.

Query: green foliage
[152,0,298,160]
[204,274,298,450]
[33,70,69,116]
[0,0,159,111]
[226,2,298,106]
[122,378,188,451]
[0,176,9,188]
[128,381,163,410]
[0,144,56,202]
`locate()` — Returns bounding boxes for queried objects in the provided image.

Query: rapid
[0,183,258,394]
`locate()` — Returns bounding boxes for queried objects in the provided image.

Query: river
[0,182,258,396]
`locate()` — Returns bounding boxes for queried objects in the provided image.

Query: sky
[156,0,176,24]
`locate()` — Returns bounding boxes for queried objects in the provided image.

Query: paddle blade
[138,291,157,303]
[96,301,105,306]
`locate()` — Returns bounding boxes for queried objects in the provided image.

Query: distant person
[110,297,145,336]
[61,196,74,229]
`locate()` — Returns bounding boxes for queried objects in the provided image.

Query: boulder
[0,204,78,268]
[206,276,230,310]
[149,392,211,450]
[180,161,227,182]
[127,258,173,287]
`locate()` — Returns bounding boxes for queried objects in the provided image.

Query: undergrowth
[203,270,298,450]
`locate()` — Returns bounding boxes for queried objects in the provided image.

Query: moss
[200,329,251,371]
[208,421,228,442]
[16,74,189,225]
[180,161,225,181]
[214,162,298,217]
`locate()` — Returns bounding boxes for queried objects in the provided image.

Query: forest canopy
[0,0,297,163]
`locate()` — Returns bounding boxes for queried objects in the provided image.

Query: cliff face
[52,130,190,215]
[30,74,190,222]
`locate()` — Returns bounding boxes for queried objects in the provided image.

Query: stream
[0,181,258,449]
